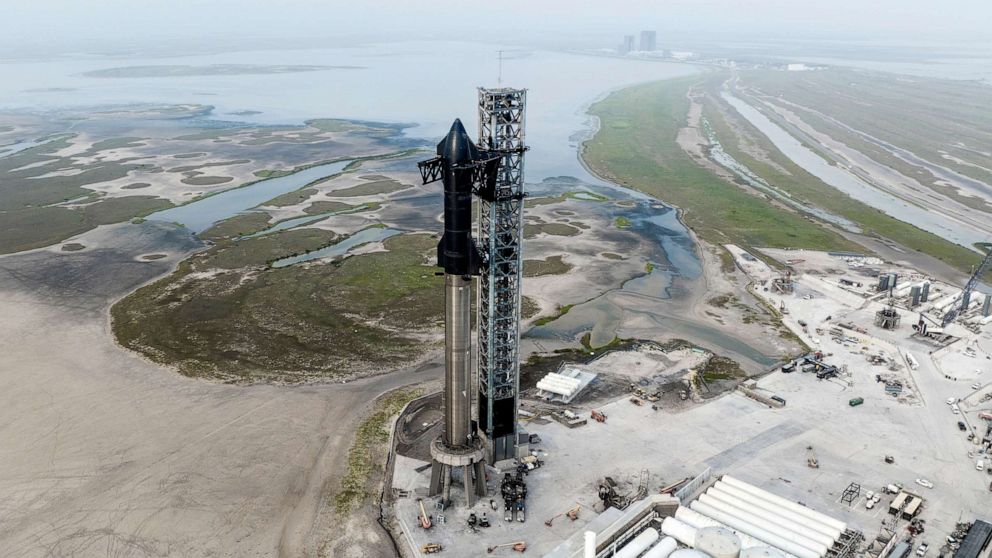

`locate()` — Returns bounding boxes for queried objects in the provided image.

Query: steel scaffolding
[476,87,528,462]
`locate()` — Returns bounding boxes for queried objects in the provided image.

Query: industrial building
[955,520,992,558]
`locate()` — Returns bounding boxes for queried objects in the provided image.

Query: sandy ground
[0,221,441,558]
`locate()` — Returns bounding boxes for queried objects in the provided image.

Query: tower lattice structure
[476,88,528,463]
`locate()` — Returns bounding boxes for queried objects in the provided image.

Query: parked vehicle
[866,499,875,510]
[917,543,929,556]
[866,490,875,500]
[977,460,986,471]
[952,404,960,414]
[973,383,981,390]
[947,397,958,405]
[849,397,864,407]
[915,478,934,489]
[959,421,968,431]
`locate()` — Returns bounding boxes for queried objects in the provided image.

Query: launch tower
[476,88,528,463]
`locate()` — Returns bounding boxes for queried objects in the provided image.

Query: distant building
[639,30,657,51]
[619,35,635,55]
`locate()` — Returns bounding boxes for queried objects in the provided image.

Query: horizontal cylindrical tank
[689,501,823,558]
[721,475,846,533]
[741,547,787,558]
[662,516,698,548]
[585,531,596,558]
[643,536,680,558]
[615,528,661,558]
[675,507,770,551]
[705,486,838,545]
[670,550,712,558]
[696,494,832,553]
[710,482,841,540]
[696,527,742,558]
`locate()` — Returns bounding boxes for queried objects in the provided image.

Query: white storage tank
[670,550,712,558]
[695,527,742,558]
[643,536,680,558]
[662,516,698,548]
[615,527,661,558]
[741,547,787,558]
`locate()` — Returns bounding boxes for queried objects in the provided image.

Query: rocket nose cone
[437,118,479,163]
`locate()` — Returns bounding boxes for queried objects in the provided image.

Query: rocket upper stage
[436,119,484,276]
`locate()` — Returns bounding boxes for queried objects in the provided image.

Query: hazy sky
[3,0,991,55]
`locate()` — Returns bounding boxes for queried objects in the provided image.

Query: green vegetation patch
[335,387,423,514]
[523,255,573,277]
[521,295,540,319]
[181,175,233,186]
[523,222,581,239]
[615,216,632,228]
[328,179,409,198]
[699,355,746,382]
[533,303,575,327]
[199,212,272,241]
[583,77,859,254]
[111,232,444,382]
[265,188,317,207]
[303,200,355,215]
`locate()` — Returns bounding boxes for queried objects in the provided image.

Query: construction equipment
[545,505,581,527]
[598,476,630,510]
[806,445,819,468]
[488,541,527,553]
[590,410,607,423]
[659,477,691,494]
[942,245,992,327]
[422,543,443,554]
[418,499,432,529]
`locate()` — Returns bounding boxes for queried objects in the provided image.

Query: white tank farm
[698,491,836,547]
[741,547,788,558]
[693,496,829,555]
[721,475,846,534]
[615,527,661,558]
[695,527,742,558]
[709,481,841,541]
[671,549,713,558]
[689,501,823,558]
[643,536,680,558]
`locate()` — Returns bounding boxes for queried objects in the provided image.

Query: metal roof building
[955,520,992,558]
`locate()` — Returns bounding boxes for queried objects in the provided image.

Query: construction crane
[418,499,432,529]
[942,245,992,328]
[487,541,527,553]
[544,505,581,527]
